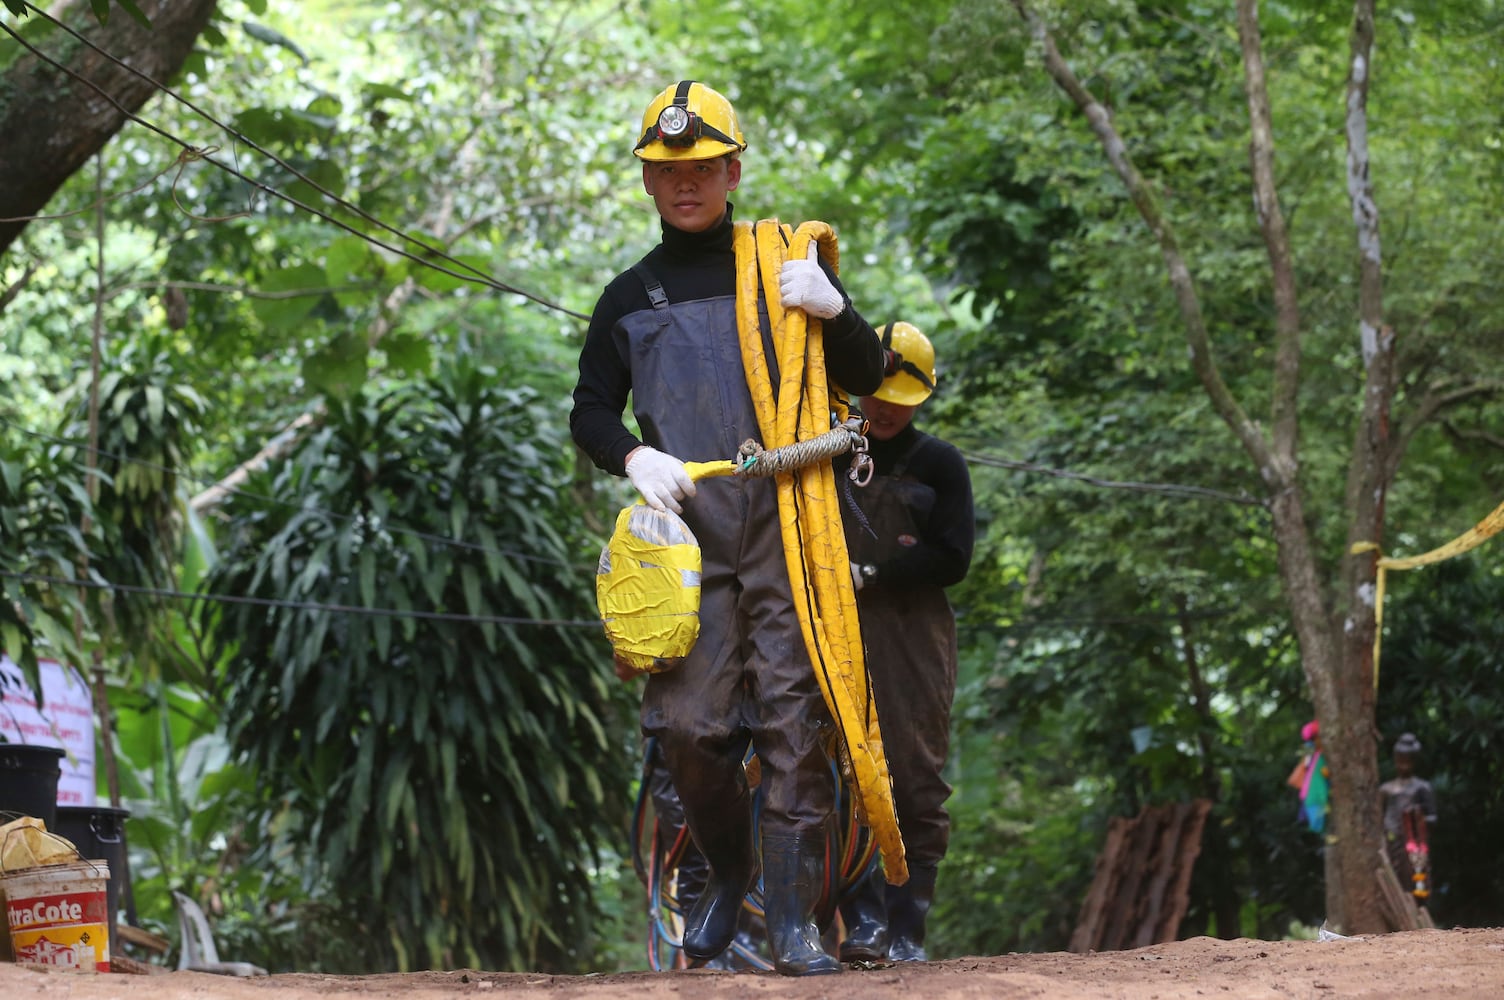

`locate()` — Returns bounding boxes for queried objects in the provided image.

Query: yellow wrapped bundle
[596,502,702,674]
[1,816,81,872]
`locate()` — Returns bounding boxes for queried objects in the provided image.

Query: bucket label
[7,889,107,931]
[5,888,110,972]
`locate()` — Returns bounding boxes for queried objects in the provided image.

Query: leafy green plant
[0,425,96,691]
[202,360,634,972]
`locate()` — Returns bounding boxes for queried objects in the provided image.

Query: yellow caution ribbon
[733,218,908,885]
[1351,497,1504,686]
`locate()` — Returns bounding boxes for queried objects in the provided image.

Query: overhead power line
[0,5,589,321]
[960,450,1266,508]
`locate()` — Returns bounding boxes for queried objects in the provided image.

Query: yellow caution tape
[1351,497,1504,686]
[734,218,907,885]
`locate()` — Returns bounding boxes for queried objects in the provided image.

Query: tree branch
[1387,381,1504,482]
[1236,0,1302,463]
[1441,420,1504,453]
[1009,0,1277,485]
[0,262,40,318]
[0,0,220,254]
[189,411,323,515]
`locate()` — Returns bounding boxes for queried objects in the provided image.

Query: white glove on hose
[780,243,844,319]
[850,561,865,592]
[625,446,696,514]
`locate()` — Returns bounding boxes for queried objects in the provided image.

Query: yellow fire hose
[727,218,908,886]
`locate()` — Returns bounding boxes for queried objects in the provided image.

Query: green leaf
[381,333,432,377]
[243,21,309,64]
[249,263,327,331]
[112,0,150,27]
[285,158,347,213]
[360,81,411,103]
[323,235,379,306]
[302,331,368,401]
[412,253,493,294]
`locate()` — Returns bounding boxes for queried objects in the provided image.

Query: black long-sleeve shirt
[842,422,975,588]
[570,206,886,476]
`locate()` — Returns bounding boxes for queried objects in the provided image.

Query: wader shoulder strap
[631,262,671,326]
[890,431,935,480]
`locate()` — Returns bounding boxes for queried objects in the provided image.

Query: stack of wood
[1376,847,1436,931]
[1069,799,1213,952]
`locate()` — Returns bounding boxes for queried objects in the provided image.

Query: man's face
[861,396,919,442]
[642,156,741,233]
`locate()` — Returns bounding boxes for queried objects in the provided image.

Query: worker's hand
[625,446,696,514]
[850,561,865,592]
[780,243,844,319]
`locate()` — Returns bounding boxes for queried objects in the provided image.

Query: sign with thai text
[0,654,96,807]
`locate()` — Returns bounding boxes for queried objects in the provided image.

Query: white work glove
[779,243,844,319]
[850,561,865,592]
[625,446,696,514]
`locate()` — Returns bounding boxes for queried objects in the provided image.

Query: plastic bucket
[0,745,65,831]
[54,806,129,951]
[2,859,111,971]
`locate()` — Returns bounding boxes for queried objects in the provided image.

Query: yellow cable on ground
[1351,497,1504,686]
[733,218,908,886]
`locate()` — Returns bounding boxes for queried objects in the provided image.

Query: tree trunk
[1014,0,1397,933]
[1323,0,1392,934]
[0,0,220,255]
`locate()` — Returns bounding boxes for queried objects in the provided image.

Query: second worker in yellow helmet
[570,81,887,976]
[836,321,975,964]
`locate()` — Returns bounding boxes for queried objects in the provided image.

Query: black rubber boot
[674,838,711,915]
[837,865,889,963]
[680,788,758,964]
[762,832,842,976]
[886,861,937,962]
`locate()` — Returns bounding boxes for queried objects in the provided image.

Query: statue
[1379,732,1438,907]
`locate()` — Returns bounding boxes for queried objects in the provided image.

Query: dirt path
[4,927,1502,999]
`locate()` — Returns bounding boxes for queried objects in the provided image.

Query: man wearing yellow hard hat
[570,81,886,975]
[837,322,975,964]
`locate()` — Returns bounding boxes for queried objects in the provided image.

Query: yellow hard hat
[873,322,937,405]
[633,81,747,162]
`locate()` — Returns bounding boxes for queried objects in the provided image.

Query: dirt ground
[3,927,1503,999]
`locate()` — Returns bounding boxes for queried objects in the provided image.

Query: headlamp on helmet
[634,81,747,161]
[655,105,694,145]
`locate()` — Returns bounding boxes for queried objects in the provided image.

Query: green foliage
[58,335,205,661]
[7,0,1504,963]
[0,426,95,691]
[666,0,1504,947]
[202,361,634,972]
[107,679,347,970]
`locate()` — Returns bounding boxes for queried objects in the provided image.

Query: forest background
[1,0,1501,976]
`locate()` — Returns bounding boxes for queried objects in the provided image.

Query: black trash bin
[0,743,65,830]
[54,804,131,951]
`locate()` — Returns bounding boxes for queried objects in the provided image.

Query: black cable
[960,449,1266,508]
[0,7,589,321]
